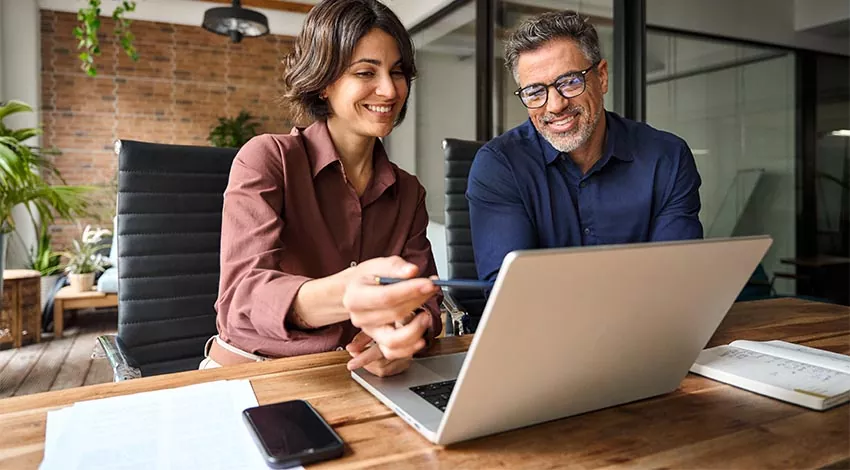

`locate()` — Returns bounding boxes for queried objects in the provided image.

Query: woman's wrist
[291,272,354,328]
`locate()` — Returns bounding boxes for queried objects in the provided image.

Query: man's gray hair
[505,10,602,83]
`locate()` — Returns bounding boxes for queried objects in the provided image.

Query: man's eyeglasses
[514,61,600,109]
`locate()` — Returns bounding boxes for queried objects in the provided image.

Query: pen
[375,277,495,290]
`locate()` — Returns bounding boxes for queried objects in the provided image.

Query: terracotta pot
[68,272,95,292]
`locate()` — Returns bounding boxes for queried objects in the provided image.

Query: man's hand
[345,331,414,377]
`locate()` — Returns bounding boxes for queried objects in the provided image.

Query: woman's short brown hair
[283,0,416,125]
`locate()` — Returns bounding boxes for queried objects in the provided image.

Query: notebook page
[730,340,850,374]
[695,346,850,399]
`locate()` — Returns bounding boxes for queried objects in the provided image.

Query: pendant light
[202,0,270,44]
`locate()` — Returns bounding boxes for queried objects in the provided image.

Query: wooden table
[52,286,118,339]
[0,298,847,469]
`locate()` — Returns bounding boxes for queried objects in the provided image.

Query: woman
[200,0,442,377]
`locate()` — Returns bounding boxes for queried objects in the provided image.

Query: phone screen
[243,400,342,462]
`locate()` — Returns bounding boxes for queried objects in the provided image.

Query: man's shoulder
[481,120,538,156]
[477,120,543,170]
[610,112,690,159]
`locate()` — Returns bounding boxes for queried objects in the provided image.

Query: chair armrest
[92,334,142,381]
[440,290,469,336]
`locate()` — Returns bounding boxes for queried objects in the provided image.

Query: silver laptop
[351,236,772,445]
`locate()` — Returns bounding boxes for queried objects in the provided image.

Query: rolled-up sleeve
[402,185,444,339]
[215,135,311,341]
[649,145,704,242]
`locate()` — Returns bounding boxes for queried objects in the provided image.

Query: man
[467,10,703,281]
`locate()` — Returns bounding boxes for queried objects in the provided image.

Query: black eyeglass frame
[513,61,601,109]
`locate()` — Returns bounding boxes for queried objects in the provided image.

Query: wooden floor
[0,309,117,398]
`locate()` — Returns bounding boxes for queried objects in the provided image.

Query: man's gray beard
[541,106,603,154]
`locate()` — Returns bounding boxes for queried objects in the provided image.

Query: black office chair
[443,138,487,333]
[97,140,238,378]
[95,138,469,379]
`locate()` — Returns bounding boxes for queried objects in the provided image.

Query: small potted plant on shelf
[62,225,111,292]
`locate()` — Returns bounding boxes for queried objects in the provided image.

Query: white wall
[427,220,448,277]
[389,50,475,279]
[385,84,417,174]
[0,2,3,98]
[414,51,476,224]
[1,0,41,128]
[1,0,42,269]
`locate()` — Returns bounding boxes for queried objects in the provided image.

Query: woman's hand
[345,331,413,377]
[343,256,438,329]
[342,256,438,367]
[290,256,438,335]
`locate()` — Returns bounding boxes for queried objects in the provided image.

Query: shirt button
[350,261,357,267]
[584,227,591,235]
[580,181,588,189]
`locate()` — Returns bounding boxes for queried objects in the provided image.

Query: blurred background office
[386,0,849,305]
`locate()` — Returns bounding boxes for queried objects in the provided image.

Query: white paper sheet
[40,380,304,470]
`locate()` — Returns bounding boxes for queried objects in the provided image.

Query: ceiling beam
[204,0,314,14]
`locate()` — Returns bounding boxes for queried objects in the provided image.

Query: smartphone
[242,400,345,469]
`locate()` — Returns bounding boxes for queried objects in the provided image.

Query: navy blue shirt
[467,111,703,281]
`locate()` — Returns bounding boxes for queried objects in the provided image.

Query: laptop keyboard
[410,380,457,412]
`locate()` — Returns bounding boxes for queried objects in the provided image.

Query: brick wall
[40,10,297,248]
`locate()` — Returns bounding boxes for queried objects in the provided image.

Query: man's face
[515,39,608,153]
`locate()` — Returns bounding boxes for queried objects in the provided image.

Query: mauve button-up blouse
[215,120,442,357]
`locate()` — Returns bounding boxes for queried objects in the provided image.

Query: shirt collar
[300,120,340,178]
[299,120,397,195]
[366,144,397,202]
[535,111,634,166]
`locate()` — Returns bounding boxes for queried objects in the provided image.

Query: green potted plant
[61,225,111,292]
[0,100,92,299]
[208,111,260,148]
[27,224,64,309]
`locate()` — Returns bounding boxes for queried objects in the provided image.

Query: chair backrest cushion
[117,140,238,375]
[443,138,487,331]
